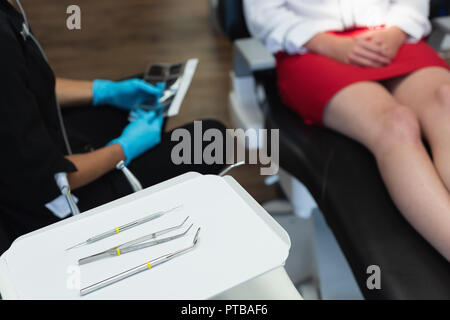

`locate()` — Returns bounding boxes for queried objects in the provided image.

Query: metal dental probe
[65,205,182,251]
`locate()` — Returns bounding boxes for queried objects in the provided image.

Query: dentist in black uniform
[0,0,225,254]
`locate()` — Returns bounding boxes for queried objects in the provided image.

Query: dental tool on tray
[80,227,201,296]
[78,216,192,265]
[65,205,182,251]
[128,78,182,121]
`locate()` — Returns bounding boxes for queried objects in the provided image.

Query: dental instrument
[78,217,192,265]
[128,78,182,121]
[80,227,201,296]
[219,161,246,177]
[54,172,81,216]
[159,77,181,104]
[116,160,143,192]
[65,205,182,251]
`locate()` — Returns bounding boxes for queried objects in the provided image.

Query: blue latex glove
[109,110,164,165]
[92,79,165,110]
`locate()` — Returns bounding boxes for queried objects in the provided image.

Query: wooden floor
[21,0,279,203]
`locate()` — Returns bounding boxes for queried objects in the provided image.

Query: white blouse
[244,0,432,54]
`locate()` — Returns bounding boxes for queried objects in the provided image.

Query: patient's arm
[305,32,392,68]
[65,144,125,190]
[55,78,93,108]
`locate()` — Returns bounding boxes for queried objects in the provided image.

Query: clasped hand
[336,26,408,68]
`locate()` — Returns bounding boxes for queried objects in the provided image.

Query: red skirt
[276,28,449,126]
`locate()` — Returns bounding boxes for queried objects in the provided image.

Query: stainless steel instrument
[78,217,192,265]
[116,161,143,192]
[65,205,181,251]
[80,227,201,296]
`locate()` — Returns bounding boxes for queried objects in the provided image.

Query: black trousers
[0,106,226,254]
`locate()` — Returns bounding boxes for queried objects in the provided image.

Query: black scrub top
[0,1,77,248]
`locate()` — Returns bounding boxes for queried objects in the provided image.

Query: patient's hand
[333,37,393,67]
[355,27,408,61]
[306,32,392,68]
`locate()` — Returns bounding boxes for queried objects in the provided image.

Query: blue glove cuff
[107,139,132,166]
[92,79,114,107]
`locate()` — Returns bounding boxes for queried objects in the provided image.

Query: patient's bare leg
[323,81,450,261]
[385,67,450,193]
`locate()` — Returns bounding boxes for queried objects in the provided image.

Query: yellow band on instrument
[116,248,121,256]
[115,227,120,234]
[67,190,71,195]
[146,262,152,269]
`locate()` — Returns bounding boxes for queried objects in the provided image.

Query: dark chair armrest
[433,16,450,34]
[429,16,450,50]
[234,38,276,77]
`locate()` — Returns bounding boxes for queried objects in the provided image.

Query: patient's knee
[374,106,421,151]
[435,83,450,107]
[422,84,450,123]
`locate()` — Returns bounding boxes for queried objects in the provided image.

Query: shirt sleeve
[386,0,432,41]
[0,17,77,210]
[243,0,328,54]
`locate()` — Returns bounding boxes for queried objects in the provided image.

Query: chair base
[277,172,363,300]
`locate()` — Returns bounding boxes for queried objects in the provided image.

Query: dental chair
[211,0,450,299]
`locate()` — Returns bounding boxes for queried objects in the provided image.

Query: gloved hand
[108,110,164,165]
[92,79,165,110]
